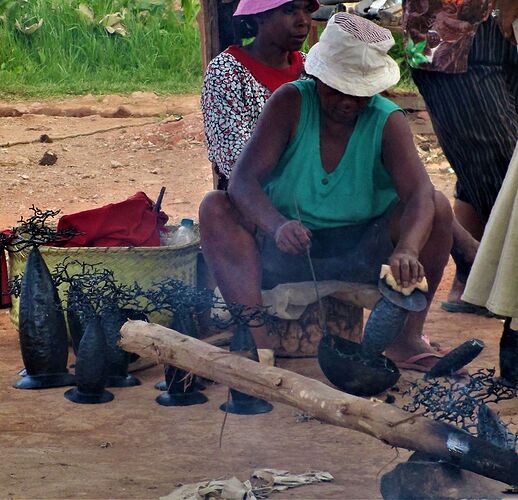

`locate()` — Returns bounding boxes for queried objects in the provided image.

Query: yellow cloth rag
[379,264,428,295]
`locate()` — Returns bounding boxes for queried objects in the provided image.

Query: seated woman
[200,13,453,370]
[201,0,319,190]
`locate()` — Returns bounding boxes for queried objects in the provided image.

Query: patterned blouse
[201,49,304,181]
[403,0,493,73]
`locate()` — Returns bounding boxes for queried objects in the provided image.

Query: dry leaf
[77,4,95,22]
[99,11,127,36]
[15,17,43,35]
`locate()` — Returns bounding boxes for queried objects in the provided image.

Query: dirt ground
[0,93,515,499]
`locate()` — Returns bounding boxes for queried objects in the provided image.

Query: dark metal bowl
[318,335,400,397]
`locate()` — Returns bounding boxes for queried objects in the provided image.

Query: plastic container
[166,218,196,247]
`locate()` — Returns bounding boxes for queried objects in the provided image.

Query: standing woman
[201,0,319,190]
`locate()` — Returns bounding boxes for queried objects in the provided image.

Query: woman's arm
[495,0,518,44]
[201,56,262,178]
[382,111,437,286]
[229,84,311,253]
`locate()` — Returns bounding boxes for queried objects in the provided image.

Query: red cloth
[0,230,14,307]
[57,192,168,247]
[225,45,304,93]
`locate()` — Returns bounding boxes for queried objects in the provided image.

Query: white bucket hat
[305,13,400,97]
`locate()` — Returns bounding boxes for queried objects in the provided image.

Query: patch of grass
[0,1,415,98]
[0,0,202,98]
[389,32,417,92]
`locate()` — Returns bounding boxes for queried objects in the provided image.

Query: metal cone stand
[219,324,273,415]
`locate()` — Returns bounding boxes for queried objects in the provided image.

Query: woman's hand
[274,220,312,254]
[389,249,425,288]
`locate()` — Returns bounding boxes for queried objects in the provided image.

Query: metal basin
[318,335,400,397]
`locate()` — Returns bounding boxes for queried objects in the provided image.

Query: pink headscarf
[234,0,320,17]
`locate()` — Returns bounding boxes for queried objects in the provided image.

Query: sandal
[395,352,444,373]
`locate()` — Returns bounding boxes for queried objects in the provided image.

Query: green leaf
[415,39,427,52]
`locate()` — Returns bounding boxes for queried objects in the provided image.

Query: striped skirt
[412,16,518,222]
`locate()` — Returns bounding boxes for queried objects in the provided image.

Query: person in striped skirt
[403,0,518,314]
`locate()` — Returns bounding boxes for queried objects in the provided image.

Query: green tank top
[264,79,401,230]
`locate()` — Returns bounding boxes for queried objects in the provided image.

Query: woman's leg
[411,18,518,309]
[385,191,453,369]
[447,200,482,303]
[199,191,273,349]
[500,318,518,387]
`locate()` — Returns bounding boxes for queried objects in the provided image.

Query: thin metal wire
[293,201,326,330]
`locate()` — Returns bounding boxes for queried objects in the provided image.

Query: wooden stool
[268,283,380,357]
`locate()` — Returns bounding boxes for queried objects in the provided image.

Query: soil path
[0,94,513,499]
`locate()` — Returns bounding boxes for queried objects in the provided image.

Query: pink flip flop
[395,352,444,373]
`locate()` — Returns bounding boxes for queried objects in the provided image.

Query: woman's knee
[433,190,453,228]
[199,190,232,226]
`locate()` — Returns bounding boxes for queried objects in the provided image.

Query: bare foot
[446,275,466,304]
[442,274,493,316]
[385,336,440,371]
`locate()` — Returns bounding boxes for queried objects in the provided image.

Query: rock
[39,134,53,143]
[110,160,123,169]
[0,107,23,117]
[380,459,507,500]
[101,105,132,118]
[39,151,58,166]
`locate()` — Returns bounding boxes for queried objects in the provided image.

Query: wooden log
[202,330,232,347]
[198,1,239,72]
[198,0,220,71]
[120,321,518,486]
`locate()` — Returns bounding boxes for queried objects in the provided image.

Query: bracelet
[273,220,292,241]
